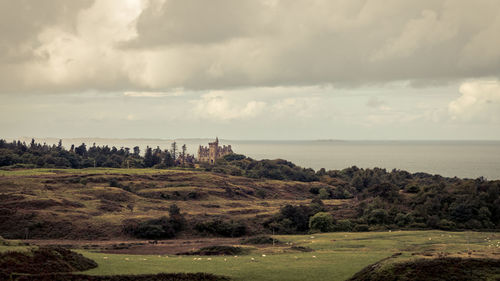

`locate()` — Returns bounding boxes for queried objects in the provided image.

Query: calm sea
[11,138,500,180]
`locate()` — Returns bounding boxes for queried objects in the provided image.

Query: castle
[198,137,233,164]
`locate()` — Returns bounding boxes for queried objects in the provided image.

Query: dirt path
[24,237,244,255]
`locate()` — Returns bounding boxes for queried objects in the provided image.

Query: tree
[309,212,334,232]
[144,146,153,167]
[75,143,87,156]
[181,144,187,167]
[319,187,330,199]
[133,146,140,156]
[170,142,178,162]
[164,150,174,167]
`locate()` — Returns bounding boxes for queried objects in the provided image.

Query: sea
[9,138,500,180]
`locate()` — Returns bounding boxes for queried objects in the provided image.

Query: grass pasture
[70,230,500,281]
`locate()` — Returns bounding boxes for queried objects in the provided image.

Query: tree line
[0,139,194,169]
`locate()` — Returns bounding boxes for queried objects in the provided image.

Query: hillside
[0,165,499,240]
[0,168,339,239]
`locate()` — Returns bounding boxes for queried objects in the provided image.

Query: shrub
[367,209,389,225]
[395,213,413,227]
[109,179,120,187]
[195,220,247,237]
[333,219,353,232]
[318,188,331,199]
[256,189,267,199]
[129,217,176,239]
[438,219,456,230]
[353,224,370,232]
[309,187,320,194]
[0,246,97,274]
[309,212,334,232]
[405,185,420,193]
[223,154,246,161]
[240,235,281,245]
[179,246,249,256]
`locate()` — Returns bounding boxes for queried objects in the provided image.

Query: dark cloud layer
[0,0,499,93]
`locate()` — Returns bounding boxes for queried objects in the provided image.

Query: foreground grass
[77,231,500,281]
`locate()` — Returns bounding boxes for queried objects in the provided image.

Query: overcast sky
[1,0,500,140]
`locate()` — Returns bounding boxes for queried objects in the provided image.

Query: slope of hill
[0,168,336,239]
[0,166,499,240]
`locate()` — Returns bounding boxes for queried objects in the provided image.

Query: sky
[1,0,500,140]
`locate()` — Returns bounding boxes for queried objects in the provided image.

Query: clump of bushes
[195,219,247,237]
[178,245,249,256]
[123,204,186,239]
[206,155,319,182]
[309,212,334,232]
[333,219,354,232]
[0,246,98,275]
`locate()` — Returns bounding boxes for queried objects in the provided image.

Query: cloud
[1,0,500,94]
[448,80,500,123]
[272,97,322,118]
[191,91,266,120]
[366,97,390,110]
[123,91,184,97]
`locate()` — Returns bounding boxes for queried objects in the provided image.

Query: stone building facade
[198,137,233,164]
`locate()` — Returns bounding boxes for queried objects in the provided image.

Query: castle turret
[197,137,233,165]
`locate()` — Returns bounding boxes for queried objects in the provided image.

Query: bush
[318,188,331,199]
[367,209,389,225]
[109,179,120,187]
[438,219,456,230]
[395,213,413,227]
[129,217,176,239]
[333,219,353,232]
[178,245,249,256]
[223,154,246,161]
[309,212,334,232]
[353,224,370,232]
[405,185,420,193]
[0,246,97,274]
[195,220,247,237]
[240,235,281,245]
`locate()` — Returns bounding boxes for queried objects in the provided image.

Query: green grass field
[71,230,500,281]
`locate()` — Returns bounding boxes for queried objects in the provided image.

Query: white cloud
[191,91,266,121]
[123,91,184,97]
[448,80,500,122]
[272,97,322,118]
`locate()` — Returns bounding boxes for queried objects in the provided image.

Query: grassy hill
[1,166,499,240]
[3,230,499,281]
[0,168,339,239]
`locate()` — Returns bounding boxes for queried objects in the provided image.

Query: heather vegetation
[212,156,500,233]
[0,139,499,239]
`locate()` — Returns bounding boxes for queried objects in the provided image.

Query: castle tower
[198,137,233,165]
